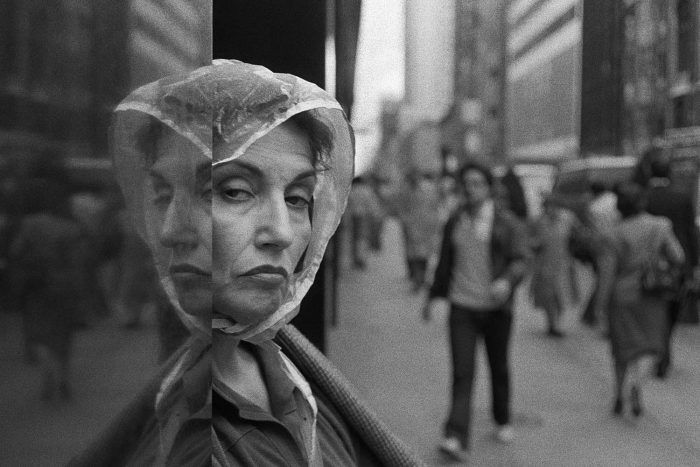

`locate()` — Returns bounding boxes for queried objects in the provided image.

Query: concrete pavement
[328,218,700,466]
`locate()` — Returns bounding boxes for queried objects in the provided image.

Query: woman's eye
[152,187,172,206]
[286,195,311,208]
[220,187,253,202]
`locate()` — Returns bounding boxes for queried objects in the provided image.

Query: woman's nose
[255,195,294,250]
[159,194,199,250]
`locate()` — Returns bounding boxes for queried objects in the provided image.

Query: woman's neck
[212,332,272,412]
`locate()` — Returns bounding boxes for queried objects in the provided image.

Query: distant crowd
[342,147,698,460]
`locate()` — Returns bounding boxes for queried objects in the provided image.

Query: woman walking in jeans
[423,162,530,462]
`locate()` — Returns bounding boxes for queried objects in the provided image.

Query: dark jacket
[646,182,699,269]
[429,205,530,307]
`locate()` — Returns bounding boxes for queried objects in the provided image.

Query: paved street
[329,219,700,466]
[0,311,160,466]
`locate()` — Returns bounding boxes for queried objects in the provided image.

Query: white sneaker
[495,425,515,443]
[438,437,469,461]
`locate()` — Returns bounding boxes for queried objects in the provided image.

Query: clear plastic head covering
[111,59,354,343]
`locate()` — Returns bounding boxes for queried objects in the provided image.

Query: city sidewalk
[328,218,700,466]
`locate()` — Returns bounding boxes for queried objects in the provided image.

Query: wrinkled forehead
[215,120,311,164]
[146,122,211,169]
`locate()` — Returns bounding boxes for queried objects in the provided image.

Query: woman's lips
[169,264,212,277]
[240,265,289,286]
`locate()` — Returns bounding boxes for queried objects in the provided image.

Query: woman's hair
[458,162,494,188]
[134,115,173,167]
[615,181,646,218]
[289,110,333,170]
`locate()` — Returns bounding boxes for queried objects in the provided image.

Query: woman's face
[144,131,212,319]
[213,121,315,326]
[462,169,491,208]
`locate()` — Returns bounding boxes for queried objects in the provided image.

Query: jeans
[658,298,681,373]
[444,304,513,448]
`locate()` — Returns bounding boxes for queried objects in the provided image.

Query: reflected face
[462,169,491,207]
[213,121,315,326]
[144,131,212,319]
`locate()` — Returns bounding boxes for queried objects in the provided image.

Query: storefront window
[0,1,209,464]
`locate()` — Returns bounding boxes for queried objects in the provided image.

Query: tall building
[618,0,669,155]
[506,0,583,162]
[507,0,700,160]
[0,0,209,168]
[128,0,210,89]
[666,0,699,131]
[0,0,129,162]
[399,0,454,174]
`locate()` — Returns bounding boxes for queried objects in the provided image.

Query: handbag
[639,226,682,299]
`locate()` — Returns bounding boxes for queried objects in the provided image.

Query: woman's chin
[172,280,213,317]
[214,291,281,327]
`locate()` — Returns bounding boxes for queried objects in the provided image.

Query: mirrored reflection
[0,1,209,465]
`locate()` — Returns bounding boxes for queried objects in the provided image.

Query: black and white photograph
[0,1,699,465]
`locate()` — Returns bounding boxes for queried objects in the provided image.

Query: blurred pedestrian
[69,190,115,323]
[529,196,578,337]
[9,178,88,401]
[437,173,461,222]
[344,176,383,269]
[398,171,441,292]
[496,164,528,220]
[579,182,620,332]
[115,215,159,328]
[423,162,529,461]
[644,148,699,378]
[588,182,620,232]
[366,175,388,251]
[600,182,684,417]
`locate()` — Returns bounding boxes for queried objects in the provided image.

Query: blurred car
[553,155,638,195]
[550,155,638,218]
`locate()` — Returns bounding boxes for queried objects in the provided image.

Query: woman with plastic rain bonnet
[70,60,424,467]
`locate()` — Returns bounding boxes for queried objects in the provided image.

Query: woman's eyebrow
[221,160,263,179]
[293,170,317,183]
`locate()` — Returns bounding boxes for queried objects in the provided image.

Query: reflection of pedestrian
[70,191,115,322]
[9,179,88,401]
[424,163,529,461]
[530,198,578,337]
[645,150,699,378]
[600,182,684,416]
[116,220,159,328]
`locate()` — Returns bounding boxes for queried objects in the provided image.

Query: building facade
[506,0,582,162]
[0,0,208,167]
